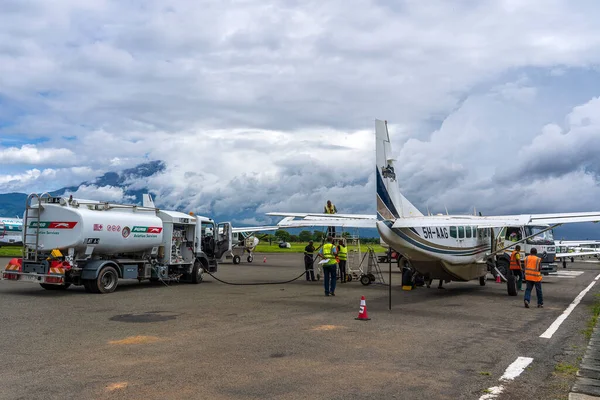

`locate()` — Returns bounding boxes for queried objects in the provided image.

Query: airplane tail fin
[375,119,423,220]
[142,193,156,208]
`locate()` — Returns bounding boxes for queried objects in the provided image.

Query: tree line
[261,230,381,244]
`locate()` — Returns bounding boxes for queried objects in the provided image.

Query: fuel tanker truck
[1,193,232,293]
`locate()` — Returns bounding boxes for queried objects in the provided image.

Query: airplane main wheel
[233,255,241,264]
[316,274,321,281]
[347,275,353,282]
[360,275,371,286]
[506,273,517,296]
[247,255,253,263]
[368,273,376,282]
[479,276,486,286]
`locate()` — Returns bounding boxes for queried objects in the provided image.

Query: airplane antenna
[444,205,449,215]
[426,206,431,216]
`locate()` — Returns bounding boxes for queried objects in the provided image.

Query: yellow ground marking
[108,335,161,345]
[106,382,128,391]
[311,325,345,331]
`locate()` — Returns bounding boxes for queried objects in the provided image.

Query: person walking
[304,240,316,281]
[510,245,524,291]
[337,239,348,283]
[523,247,543,308]
[317,236,338,296]
[324,200,337,237]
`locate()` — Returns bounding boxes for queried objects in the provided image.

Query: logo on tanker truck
[28,221,77,229]
[132,226,163,234]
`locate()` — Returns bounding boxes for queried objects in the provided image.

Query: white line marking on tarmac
[540,273,600,339]
[479,357,533,400]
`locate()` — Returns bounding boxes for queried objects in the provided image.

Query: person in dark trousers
[304,240,316,281]
[337,239,348,283]
[509,245,524,291]
[523,247,543,308]
[317,236,338,296]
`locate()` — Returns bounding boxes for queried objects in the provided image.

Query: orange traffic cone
[355,296,371,321]
[495,275,501,283]
[263,257,267,263]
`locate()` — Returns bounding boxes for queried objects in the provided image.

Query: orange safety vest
[524,255,542,282]
[509,250,521,270]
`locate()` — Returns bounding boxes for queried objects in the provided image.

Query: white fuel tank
[26,203,163,254]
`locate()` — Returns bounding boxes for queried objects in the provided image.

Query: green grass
[582,294,600,339]
[0,246,22,257]
[554,363,578,375]
[254,242,387,254]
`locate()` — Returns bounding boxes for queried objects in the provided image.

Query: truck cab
[193,216,232,273]
[495,225,558,276]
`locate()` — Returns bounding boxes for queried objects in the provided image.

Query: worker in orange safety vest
[509,245,524,291]
[523,247,543,308]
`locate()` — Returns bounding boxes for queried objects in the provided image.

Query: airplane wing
[556,251,600,258]
[391,212,600,229]
[266,212,376,219]
[272,215,378,229]
[231,226,280,234]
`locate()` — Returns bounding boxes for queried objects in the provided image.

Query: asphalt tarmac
[1,255,599,400]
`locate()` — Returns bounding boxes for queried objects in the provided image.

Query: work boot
[537,304,543,308]
[524,301,530,308]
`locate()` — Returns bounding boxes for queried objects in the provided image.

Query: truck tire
[88,266,119,294]
[191,260,203,284]
[233,255,241,264]
[40,283,71,291]
[506,273,517,296]
[496,259,509,278]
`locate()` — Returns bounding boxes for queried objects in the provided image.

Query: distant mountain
[0,161,166,218]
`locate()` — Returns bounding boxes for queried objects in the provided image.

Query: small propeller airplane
[268,119,600,295]
[554,240,600,267]
[0,217,23,247]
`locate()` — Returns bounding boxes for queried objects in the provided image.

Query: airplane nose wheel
[247,255,253,263]
[233,255,241,264]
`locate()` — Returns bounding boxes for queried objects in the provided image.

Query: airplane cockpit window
[466,226,472,238]
[458,226,465,239]
[450,226,457,238]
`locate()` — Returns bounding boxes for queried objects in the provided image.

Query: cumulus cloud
[0,144,76,165]
[64,184,135,203]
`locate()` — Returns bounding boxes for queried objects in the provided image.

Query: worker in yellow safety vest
[509,245,524,291]
[317,236,338,296]
[324,200,337,237]
[523,247,543,308]
[337,239,348,283]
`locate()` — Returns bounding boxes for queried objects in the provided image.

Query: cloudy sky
[1,0,600,230]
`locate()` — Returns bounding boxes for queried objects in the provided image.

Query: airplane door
[214,222,232,259]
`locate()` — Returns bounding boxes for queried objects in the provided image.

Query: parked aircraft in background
[0,217,23,246]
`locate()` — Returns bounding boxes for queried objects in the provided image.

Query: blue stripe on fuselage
[383,221,489,256]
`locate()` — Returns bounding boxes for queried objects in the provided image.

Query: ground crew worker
[324,200,337,237]
[523,247,543,308]
[510,245,524,291]
[304,240,316,281]
[337,239,348,283]
[317,236,338,296]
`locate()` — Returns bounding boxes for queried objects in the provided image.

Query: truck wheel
[506,273,517,296]
[233,255,241,264]
[191,260,203,284]
[496,259,509,278]
[247,255,253,263]
[40,283,71,291]
[89,266,119,294]
[479,276,486,286]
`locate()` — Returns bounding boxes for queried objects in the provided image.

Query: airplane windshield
[525,226,554,244]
